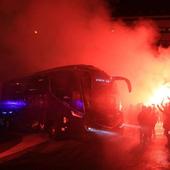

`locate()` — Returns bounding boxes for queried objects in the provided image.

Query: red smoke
[1,0,170,105]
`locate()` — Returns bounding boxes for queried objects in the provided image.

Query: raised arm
[157,104,164,113]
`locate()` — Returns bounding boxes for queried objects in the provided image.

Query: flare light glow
[146,83,170,105]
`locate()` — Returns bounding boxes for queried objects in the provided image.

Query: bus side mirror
[112,76,132,93]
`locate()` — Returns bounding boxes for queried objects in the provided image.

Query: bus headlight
[71,110,83,118]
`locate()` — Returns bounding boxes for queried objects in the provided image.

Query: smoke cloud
[1,0,170,105]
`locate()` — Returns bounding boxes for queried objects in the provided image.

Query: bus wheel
[48,126,65,139]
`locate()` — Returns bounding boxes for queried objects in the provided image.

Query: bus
[0,65,131,137]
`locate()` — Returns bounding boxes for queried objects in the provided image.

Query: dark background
[108,0,170,16]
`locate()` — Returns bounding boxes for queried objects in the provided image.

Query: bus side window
[50,71,83,110]
[50,71,74,99]
[26,77,49,95]
[1,81,25,100]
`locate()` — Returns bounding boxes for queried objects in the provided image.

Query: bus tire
[47,125,66,139]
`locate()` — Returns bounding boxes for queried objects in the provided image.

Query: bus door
[78,71,100,126]
[24,76,49,128]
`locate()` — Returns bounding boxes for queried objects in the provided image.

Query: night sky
[109,0,170,16]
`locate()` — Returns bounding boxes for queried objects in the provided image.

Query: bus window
[50,71,83,111]
[26,77,49,95]
[1,81,25,100]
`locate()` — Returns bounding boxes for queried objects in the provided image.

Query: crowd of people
[138,105,158,145]
[137,101,170,146]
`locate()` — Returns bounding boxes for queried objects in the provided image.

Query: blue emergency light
[0,100,27,110]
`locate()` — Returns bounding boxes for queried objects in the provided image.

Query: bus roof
[3,64,109,84]
[34,64,102,76]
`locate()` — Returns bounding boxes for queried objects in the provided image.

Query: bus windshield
[90,78,118,115]
[82,70,120,120]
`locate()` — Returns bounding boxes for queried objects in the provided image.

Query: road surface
[0,127,170,170]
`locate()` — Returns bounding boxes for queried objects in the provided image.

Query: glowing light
[119,101,122,111]
[61,127,65,132]
[71,110,83,118]
[72,99,84,111]
[111,29,115,32]
[154,121,164,136]
[0,100,27,110]
[146,84,170,105]
[96,78,111,83]
[34,30,38,34]
[121,123,141,129]
[63,116,68,124]
[87,127,118,136]
[2,112,7,115]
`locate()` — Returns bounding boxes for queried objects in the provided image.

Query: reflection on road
[0,133,49,162]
